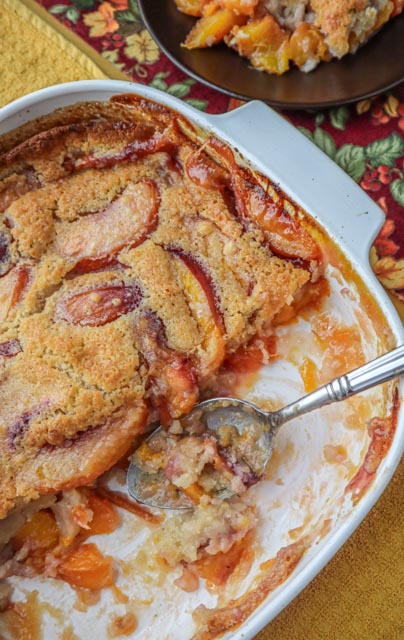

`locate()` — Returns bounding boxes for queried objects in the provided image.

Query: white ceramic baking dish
[0,80,403,640]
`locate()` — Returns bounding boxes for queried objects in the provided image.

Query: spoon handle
[270,344,404,430]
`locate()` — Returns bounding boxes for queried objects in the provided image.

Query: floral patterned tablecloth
[36,0,404,305]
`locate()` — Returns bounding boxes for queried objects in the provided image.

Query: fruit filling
[0,96,330,606]
[131,408,266,509]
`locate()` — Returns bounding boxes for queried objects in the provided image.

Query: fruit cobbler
[175,0,403,75]
[0,95,329,626]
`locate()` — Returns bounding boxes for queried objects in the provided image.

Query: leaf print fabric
[39,0,404,301]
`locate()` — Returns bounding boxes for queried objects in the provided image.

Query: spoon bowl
[127,397,272,510]
[187,397,273,472]
[127,345,404,510]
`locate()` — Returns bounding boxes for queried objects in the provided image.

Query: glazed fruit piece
[56,282,143,327]
[174,0,402,75]
[184,7,247,48]
[57,543,115,590]
[0,265,30,321]
[229,16,291,75]
[0,97,322,520]
[171,250,225,379]
[55,179,160,274]
[0,339,21,357]
[173,0,209,16]
[132,311,199,423]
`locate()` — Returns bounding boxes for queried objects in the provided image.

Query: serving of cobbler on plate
[174,0,403,74]
[0,95,399,639]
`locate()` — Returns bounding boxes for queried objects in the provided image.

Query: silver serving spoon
[127,344,404,509]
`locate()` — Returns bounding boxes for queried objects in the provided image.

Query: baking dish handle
[204,101,384,266]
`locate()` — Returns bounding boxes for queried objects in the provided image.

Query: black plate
[139,1,404,109]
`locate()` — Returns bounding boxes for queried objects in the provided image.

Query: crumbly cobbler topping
[0,97,323,521]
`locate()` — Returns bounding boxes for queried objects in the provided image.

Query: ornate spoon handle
[269,344,404,431]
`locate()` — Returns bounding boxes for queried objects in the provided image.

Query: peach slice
[83,490,120,537]
[133,312,199,421]
[175,0,208,16]
[0,339,22,357]
[171,251,225,378]
[68,129,178,172]
[12,510,59,553]
[218,0,259,16]
[170,249,224,330]
[229,16,290,74]
[184,8,246,48]
[288,23,329,69]
[0,265,30,321]
[11,510,60,575]
[58,543,115,590]
[158,358,198,421]
[56,282,142,327]
[10,266,30,308]
[96,487,163,525]
[56,180,160,273]
[191,533,250,586]
[185,149,230,191]
[68,255,125,277]
[230,168,321,264]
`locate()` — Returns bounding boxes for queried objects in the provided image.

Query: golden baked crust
[0,97,319,518]
[310,0,393,57]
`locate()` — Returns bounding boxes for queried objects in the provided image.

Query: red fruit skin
[0,339,22,357]
[57,283,142,327]
[169,248,225,331]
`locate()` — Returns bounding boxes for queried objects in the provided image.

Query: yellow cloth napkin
[0,0,129,109]
[0,3,402,638]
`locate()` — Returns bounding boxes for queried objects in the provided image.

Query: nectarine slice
[172,252,225,378]
[288,24,329,68]
[84,490,120,537]
[175,0,208,16]
[56,180,160,273]
[230,16,290,74]
[230,168,321,264]
[58,543,115,590]
[56,282,142,327]
[12,510,59,552]
[0,265,30,321]
[0,338,22,357]
[133,312,199,420]
[185,150,230,190]
[184,8,246,48]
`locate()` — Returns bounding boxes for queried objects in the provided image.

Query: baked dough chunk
[0,98,320,518]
